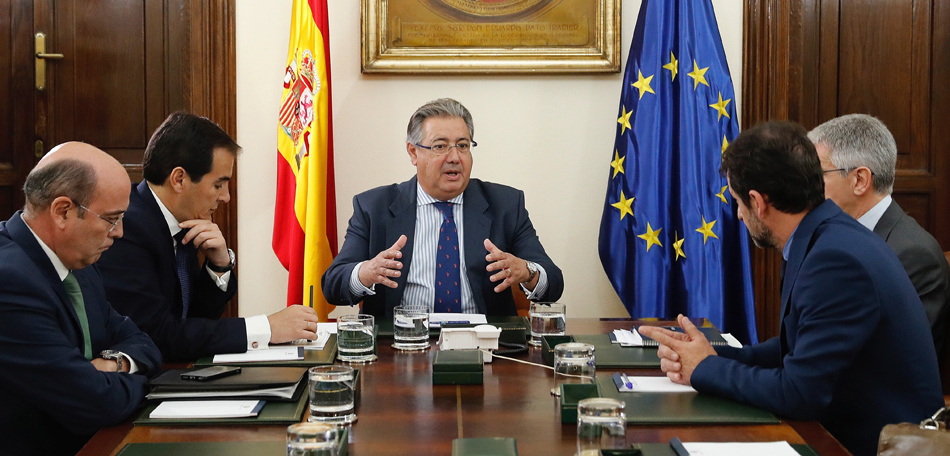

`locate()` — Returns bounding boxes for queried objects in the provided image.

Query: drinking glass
[529,302,566,346]
[287,421,340,456]
[553,342,595,395]
[576,397,626,455]
[337,314,376,362]
[393,305,430,351]
[308,365,357,425]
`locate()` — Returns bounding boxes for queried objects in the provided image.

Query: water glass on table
[392,305,430,351]
[529,302,566,346]
[553,342,595,395]
[287,421,340,456]
[337,314,376,362]
[308,365,357,425]
[576,397,626,455]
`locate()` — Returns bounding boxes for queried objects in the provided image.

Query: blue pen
[669,437,690,456]
[440,321,470,325]
[620,372,633,389]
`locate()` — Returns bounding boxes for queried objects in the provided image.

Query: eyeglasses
[414,141,477,155]
[822,167,875,176]
[76,203,124,233]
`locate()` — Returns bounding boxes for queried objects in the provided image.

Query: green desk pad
[573,334,661,369]
[619,443,816,456]
[595,376,780,425]
[133,386,308,426]
[116,429,349,456]
[193,334,337,367]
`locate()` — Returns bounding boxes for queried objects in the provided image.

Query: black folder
[146,367,308,402]
[133,389,308,426]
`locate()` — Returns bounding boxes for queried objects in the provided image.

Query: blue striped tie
[174,230,192,318]
[433,202,461,313]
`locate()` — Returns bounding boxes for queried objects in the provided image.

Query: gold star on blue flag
[598,0,756,344]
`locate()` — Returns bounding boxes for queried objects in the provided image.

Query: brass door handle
[35,33,63,91]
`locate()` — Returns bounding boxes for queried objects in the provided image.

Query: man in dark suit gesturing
[323,98,563,317]
[808,114,949,356]
[97,113,319,362]
[0,142,161,455]
[640,121,943,456]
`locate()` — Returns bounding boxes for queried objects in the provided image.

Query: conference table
[78,319,851,455]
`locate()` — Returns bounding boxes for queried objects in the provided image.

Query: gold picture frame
[361,0,621,74]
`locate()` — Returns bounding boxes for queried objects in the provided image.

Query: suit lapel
[5,213,84,335]
[462,180,490,314]
[386,178,417,311]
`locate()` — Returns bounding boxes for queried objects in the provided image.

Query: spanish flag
[273,0,337,320]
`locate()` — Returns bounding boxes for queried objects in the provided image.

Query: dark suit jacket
[691,200,943,456]
[873,199,950,357]
[97,181,241,362]
[0,212,161,456]
[322,177,563,317]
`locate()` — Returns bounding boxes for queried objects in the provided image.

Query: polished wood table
[78,319,851,455]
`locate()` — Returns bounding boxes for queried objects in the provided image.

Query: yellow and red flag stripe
[273,0,337,320]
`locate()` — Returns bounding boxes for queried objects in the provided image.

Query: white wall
[236,1,743,319]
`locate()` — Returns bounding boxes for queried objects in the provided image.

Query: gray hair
[807,114,896,194]
[406,98,474,144]
[23,158,98,217]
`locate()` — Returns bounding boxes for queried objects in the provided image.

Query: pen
[439,321,470,325]
[620,372,633,389]
[669,437,690,456]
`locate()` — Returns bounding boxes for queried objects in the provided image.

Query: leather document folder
[192,334,338,367]
[149,366,307,390]
[115,430,349,456]
[595,376,779,425]
[133,389,308,426]
[573,334,662,368]
[616,443,817,456]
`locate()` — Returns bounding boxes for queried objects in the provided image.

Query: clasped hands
[358,235,536,293]
[637,314,718,386]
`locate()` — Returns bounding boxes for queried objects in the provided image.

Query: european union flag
[598,0,757,343]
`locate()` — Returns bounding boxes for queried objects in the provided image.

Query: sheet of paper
[149,400,263,419]
[721,333,743,348]
[620,376,697,393]
[611,329,644,346]
[682,441,799,456]
[429,313,487,327]
[147,383,299,401]
[317,322,337,334]
[289,329,331,350]
[213,346,303,363]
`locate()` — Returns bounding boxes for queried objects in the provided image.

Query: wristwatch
[100,350,124,372]
[524,261,539,283]
[208,248,236,273]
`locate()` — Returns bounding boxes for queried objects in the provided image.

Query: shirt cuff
[520,263,548,300]
[205,266,231,291]
[245,314,271,350]
[118,352,138,374]
[348,261,376,297]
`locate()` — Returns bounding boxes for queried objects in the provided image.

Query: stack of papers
[149,400,264,419]
[147,383,300,401]
[610,328,743,348]
[682,441,800,456]
[611,373,696,393]
[213,346,304,363]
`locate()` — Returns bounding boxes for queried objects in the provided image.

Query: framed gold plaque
[361,0,621,74]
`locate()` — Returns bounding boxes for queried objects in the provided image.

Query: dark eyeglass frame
[414,141,477,155]
[821,167,875,176]
[76,203,124,233]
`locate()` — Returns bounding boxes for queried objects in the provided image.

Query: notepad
[429,313,488,327]
[610,327,742,348]
[149,400,265,419]
[611,373,697,393]
[212,346,304,363]
[682,441,800,456]
[288,329,332,350]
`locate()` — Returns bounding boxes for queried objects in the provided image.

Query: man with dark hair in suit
[322,98,563,317]
[808,114,950,357]
[97,112,319,362]
[0,142,161,455]
[640,121,943,456]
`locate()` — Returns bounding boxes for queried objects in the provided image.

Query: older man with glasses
[809,114,950,358]
[322,98,563,318]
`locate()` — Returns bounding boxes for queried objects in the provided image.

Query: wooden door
[743,0,950,341]
[0,0,238,317]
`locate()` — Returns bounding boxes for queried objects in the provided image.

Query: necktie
[174,230,192,318]
[63,272,92,359]
[433,202,461,313]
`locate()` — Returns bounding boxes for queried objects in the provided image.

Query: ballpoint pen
[620,372,633,389]
[669,437,690,456]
